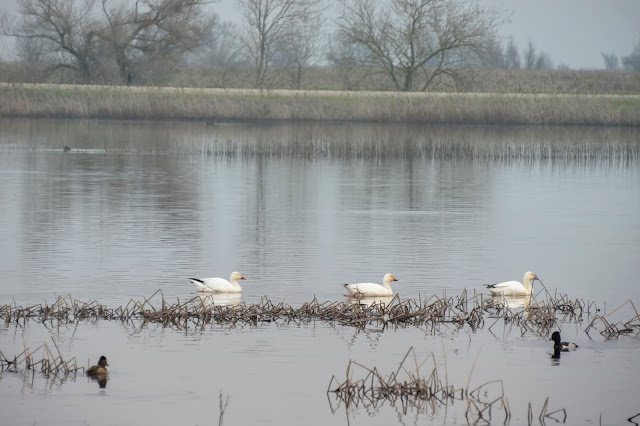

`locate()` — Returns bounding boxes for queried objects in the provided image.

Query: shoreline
[1,83,639,126]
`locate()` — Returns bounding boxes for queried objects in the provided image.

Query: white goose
[190,271,246,293]
[343,273,397,298]
[484,271,538,296]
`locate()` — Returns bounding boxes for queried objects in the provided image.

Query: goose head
[383,273,398,285]
[230,271,246,282]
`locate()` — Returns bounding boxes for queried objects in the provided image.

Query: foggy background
[0,0,639,69]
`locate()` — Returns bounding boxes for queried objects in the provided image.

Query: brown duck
[87,356,109,377]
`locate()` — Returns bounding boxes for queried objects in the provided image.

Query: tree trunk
[403,67,414,92]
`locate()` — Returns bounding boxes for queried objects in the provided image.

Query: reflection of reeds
[1,118,637,166]
[0,339,82,376]
[327,347,566,425]
[529,397,567,425]
[218,390,229,426]
[0,290,615,338]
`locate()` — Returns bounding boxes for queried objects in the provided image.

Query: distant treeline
[2,0,639,92]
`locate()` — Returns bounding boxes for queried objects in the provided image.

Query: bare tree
[622,39,640,71]
[15,35,48,62]
[534,51,552,70]
[478,35,504,69]
[237,0,317,88]
[523,40,552,70]
[601,52,619,70]
[0,34,8,62]
[503,36,520,69]
[2,0,213,84]
[2,0,102,82]
[522,39,536,70]
[337,0,505,91]
[191,19,243,67]
[326,32,375,90]
[187,18,245,87]
[273,6,325,89]
[98,0,213,85]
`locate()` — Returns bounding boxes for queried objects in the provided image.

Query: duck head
[98,356,109,367]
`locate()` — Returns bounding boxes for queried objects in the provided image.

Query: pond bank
[1,83,639,126]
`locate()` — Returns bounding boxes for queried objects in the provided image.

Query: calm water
[0,118,639,425]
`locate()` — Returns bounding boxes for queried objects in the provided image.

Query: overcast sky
[1,0,639,69]
[485,0,640,69]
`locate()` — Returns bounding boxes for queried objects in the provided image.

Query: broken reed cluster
[327,347,568,425]
[0,341,83,376]
[1,84,639,126]
[2,290,639,338]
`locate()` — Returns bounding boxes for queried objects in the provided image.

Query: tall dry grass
[2,62,640,94]
[1,83,639,125]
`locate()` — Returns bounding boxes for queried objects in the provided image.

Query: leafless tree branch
[337,0,505,91]
[237,0,321,88]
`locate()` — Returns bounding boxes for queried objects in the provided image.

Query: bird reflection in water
[197,293,244,307]
[551,347,562,365]
[489,294,532,310]
[95,376,108,388]
[347,296,394,307]
[347,296,394,330]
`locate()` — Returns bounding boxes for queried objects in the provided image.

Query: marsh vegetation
[3,290,637,335]
[1,83,639,125]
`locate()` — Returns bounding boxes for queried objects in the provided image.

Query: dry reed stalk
[0,339,82,375]
[527,397,567,425]
[218,390,229,426]
[585,299,640,337]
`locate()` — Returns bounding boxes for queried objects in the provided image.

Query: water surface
[0,118,639,425]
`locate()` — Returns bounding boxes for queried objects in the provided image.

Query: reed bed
[0,339,83,376]
[170,133,640,165]
[1,83,639,126]
[3,63,640,95]
[1,294,113,325]
[2,117,637,165]
[0,290,604,336]
[327,347,567,425]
